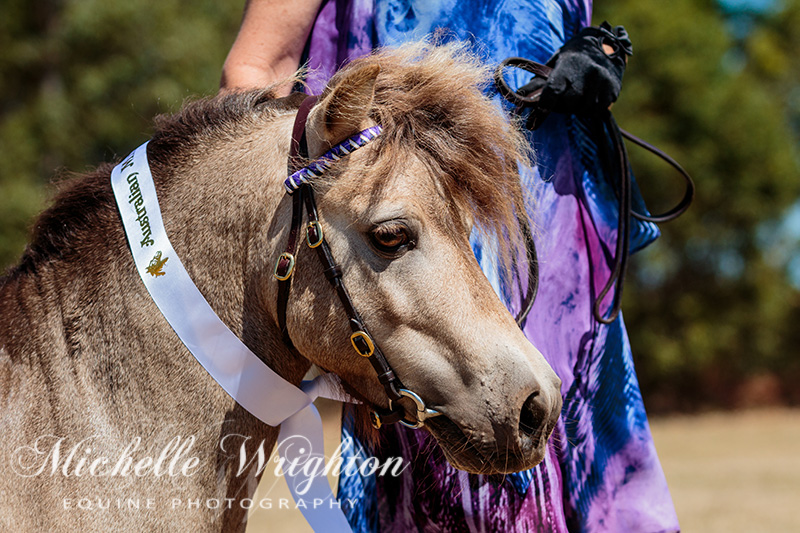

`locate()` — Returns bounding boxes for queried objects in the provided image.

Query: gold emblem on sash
[146,251,168,277]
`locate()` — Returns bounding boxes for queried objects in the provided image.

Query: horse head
[280,43,562,474]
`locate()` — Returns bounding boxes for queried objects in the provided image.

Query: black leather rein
[495,57,695,324]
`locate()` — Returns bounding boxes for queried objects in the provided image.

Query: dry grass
[651,409,800,533]
[245,406,800,532]
[244,400,342,533]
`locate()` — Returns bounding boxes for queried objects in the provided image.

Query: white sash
[111,142,352,532]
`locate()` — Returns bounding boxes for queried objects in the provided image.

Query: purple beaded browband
[283,125,383,194]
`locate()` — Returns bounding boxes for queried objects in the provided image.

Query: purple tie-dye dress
[302,1,680,531]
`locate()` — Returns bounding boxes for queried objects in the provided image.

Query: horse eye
[369,223,415,256]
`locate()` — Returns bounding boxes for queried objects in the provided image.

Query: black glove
[518,21,632,119]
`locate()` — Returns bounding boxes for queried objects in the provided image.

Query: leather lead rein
[494,56,695,325]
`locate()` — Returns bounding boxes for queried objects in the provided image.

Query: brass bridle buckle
[350,331,375,357]
[306,221,324,248]
[391,388,442,429]
[273,252,295,281]
[369,411,383,429]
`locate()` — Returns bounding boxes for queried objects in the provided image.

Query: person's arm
[220,0,324,95]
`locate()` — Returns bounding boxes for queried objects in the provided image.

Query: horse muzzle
[423,375,562,474]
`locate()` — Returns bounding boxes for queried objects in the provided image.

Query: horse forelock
[327,41,534,272]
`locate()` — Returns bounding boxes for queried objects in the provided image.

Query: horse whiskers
[547,431,574,448]
[558,414,582,429]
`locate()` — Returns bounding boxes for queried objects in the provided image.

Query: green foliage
[595,0,800,410]
[0,0,242,269]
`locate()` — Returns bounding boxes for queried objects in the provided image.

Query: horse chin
[424,414,552,475]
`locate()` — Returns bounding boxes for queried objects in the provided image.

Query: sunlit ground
[245,406,800,532]
[245,400,342,533]
[652,409,800,533]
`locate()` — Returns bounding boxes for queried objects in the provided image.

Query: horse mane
[145,89,306,174]
[8,42,529,281]
[4,88,301,279]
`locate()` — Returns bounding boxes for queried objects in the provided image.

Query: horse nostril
[519,391,546,437]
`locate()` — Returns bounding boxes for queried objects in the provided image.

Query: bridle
[274,95,436,429]
[274,95,540,429]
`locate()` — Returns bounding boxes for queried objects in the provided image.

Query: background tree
[0,0,240,264]
[596,0,800,410]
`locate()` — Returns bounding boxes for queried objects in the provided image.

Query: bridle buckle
[273,252,296,281]
[369,411,382,429]
[306,221,324,248]
[350,331,375,357]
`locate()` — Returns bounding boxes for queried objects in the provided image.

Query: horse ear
[307,64,380,156]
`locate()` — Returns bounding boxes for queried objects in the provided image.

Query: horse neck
[0,112,309,416]
[149,115,308,382]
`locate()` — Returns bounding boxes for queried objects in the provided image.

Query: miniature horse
[0,43,561,531]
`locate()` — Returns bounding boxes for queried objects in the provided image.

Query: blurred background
[1,0,798,531]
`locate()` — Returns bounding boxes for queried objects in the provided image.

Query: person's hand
[518,22,632,115]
